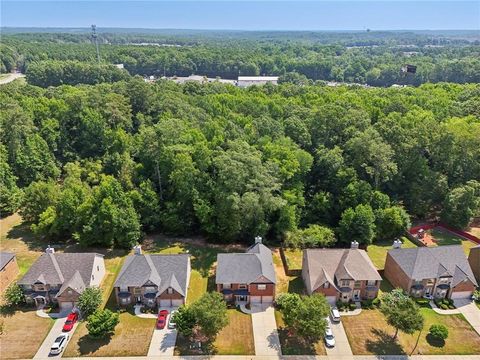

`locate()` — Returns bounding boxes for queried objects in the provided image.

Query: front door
[236,295,248,303]
[353,290,361,301]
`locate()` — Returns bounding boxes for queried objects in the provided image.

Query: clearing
[366,236,416,270]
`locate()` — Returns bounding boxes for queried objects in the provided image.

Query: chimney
[350,241,359,250]
[393,239,402,249]
[46,245,55,254]
[133,245,142,255]
[254,236,263,245]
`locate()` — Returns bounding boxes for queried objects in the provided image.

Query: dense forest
[1,30,480,86]
[1,73,479,248]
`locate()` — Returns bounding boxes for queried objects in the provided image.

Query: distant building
[114,63,124,69]
[237,76,279,87]
[0,252,19,293]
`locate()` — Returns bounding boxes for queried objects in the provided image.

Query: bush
[415,298,430,307]
[86,309,119,338]
[3,283,24,307]
[429,324,449,340]
[78,287,102,317]
[448,305,456,309]
[372,298,381,307]
[349,303,357,311]
[440,304,448,310]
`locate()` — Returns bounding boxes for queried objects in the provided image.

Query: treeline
[1,78,479,249]
[2,33,480,86]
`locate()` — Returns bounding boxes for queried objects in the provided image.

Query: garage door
[159,299,172,307]
[60,301,74,311]
[171,299,184,307]
[451,291,473,299]
[250,296,261,303]
[326,296,337,306]
[261,296,273,304]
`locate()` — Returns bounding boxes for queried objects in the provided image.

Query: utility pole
[91,24,100,63]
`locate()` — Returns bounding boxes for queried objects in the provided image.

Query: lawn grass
[342,308,480,355]
[283,248,303,270]
[272,249,305,295]
[429,228,476,255]
[367,236,416,270]
[274,309,326,355]
[0,308,55,359]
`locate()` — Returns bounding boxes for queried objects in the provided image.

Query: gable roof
[304,248,382,292]
[114,254,190,297]
[0,252,16,270]
[18,253,102,294]
[215,243,276,285]
[57,270,86,296]
[388,245,478,287]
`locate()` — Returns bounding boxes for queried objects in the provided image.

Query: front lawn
[342,308,480,355]
[429,228,476,255]
[274,309,326,355]
[367,237,416,270]
[0,308,55,359]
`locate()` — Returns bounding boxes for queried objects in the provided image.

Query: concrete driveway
[454,299,480,335]
[147,308,178,356]
[34,316,78,359]
[250,304,282,356]
[326,320,353,357]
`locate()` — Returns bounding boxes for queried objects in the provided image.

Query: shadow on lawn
[6,222,48,251]
[77,334,113,355]
[276,327,317,355]
[366,328,406,355]
[426,334,446,348]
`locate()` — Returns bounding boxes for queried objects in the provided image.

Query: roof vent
[46,245,55,254]
[351,241,359,249]
[133,245,142,255]
[393,239,402,249]
[255,236,263,244]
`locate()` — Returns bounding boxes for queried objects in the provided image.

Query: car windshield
[55,336,64,342]
[65,320,72,324]
[326,334,334,339]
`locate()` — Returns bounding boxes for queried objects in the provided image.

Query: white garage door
[250,296,261,303]
[171,299,184,307]
[159,299,172,307]
[451,291,473,299]
[326,296,337,306]
[60,301,74,311]
[261,296,273,304]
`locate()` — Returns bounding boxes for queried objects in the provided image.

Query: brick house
[17,247,105,311]
[216,238,276,305]
[384,244,477,300]
[113,246,191,308]
[0,252,19,293]
[468,245,480,283]
[302,242,382,305]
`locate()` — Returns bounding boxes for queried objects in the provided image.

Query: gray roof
[304,248,382,292]
[0,252,15,270]
[18,253,103,294]
[114,254,190,296]
[215,243,276,285]
[388,245,478,287]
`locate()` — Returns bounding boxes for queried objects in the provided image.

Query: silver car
[168,310,177,329]
[50,333,69,355]
[324,326,336,347]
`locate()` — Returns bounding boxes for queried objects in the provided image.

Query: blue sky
[2,1,479,30]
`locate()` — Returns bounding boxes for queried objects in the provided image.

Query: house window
[120,286,128,292]
[354,281,361,288]
[35,284,45,291]
[133,287,142,295]
[223,283,231,289]
[97,266,99,271]
[323,282,330,289]
[239,284,247,289]
[367,280,376,286]
[68,290,72,295]
[167,288,173,294]
[121,298,128,304]
[340,280,350,287]
[92,275,94,281]
[144,286,156,293]
[257,284,266,290]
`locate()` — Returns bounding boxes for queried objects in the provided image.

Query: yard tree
[173,305,197,338]
[19,180,60,222]
[375,206,411,241]
[429,324,448,341]
[3,283,24,307]
[190,292,228,339]
[86,309,120,338]
[338,204,376,245]
[441,181,480,229]
[284,224,336,249]
[77,287,102,317]
[380,289,424,340]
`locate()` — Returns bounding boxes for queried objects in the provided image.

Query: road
[59,355,480,360]
[0,72,25,85]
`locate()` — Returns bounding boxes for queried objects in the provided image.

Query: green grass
[283,248,303,270]
[272,250,305,295]
[367,237,416,270]
[429,228,476,255]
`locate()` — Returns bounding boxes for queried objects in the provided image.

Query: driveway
[147,307,178,356]
[326,320,353,357]
[454,299,480,335]
[34,315,78,359]
[250,304,282,356]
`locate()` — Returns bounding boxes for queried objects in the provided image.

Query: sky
[1,1,479,30]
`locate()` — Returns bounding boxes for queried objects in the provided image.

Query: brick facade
[468,247,480,283]
[115,285,185,307]
[0,256,19,293]
[384,252,412,290]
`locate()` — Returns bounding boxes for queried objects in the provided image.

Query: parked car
[62,312,79,332]
[157,309,169,329]
[324,326,336,347]
[50,333,69,355]
[330,307,341,322]
[168,310,177,329]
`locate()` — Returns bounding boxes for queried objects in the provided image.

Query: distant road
[0,72,25,85]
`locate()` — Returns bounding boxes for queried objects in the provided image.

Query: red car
[156,310,169,329]
[62,312,79,332]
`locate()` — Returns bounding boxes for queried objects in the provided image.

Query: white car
[330,307,341,322]
[50,333,69,355]
[324,326,336,347]
[168,310,177,329]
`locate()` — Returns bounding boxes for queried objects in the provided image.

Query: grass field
[283,248,303,270]
[429,228,476,255]
[272,249,305,295]
[366,237,416,270]
[342,308,480,355]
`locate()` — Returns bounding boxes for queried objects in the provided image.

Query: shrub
[440,304,448,310]
[349,303,357,311]
[335,300,343,309]
[429,324,449,341]
[372,298,381,307]
[448,305,456,309]
[86,309,119,338]
[3,283,24,307]
[78,287,102,317]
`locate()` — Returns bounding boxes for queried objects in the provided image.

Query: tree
[380,289,424,339]
[276,293,330,340]
[441,181,480,229]
[429,324,448,341]
[19,181,59,223]
[338,204,376,245]
[173,305,197,338]
[86,309,119,338]
[77,287,102,317]
[0,144,22,215]
[375,206,411,241]
[3,283,24,307]
[190,292,228,339]
[284,224,336,249]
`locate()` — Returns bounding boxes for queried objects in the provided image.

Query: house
[302,242,382,305]
[18,246,105,310]
[216,237,276,305]
[113,246,190,308]
[0,252,19,293]
[237,76,279,87]
[384,244,478,300]
[468,245,480,283]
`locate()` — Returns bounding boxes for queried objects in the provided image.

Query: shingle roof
[215,243,276,285]
[114,254,190,296]
[304,248,382,292]
[388,245,478,287]
[18,253,102,293]
[57,270,86,296]
[0,252,15,270]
